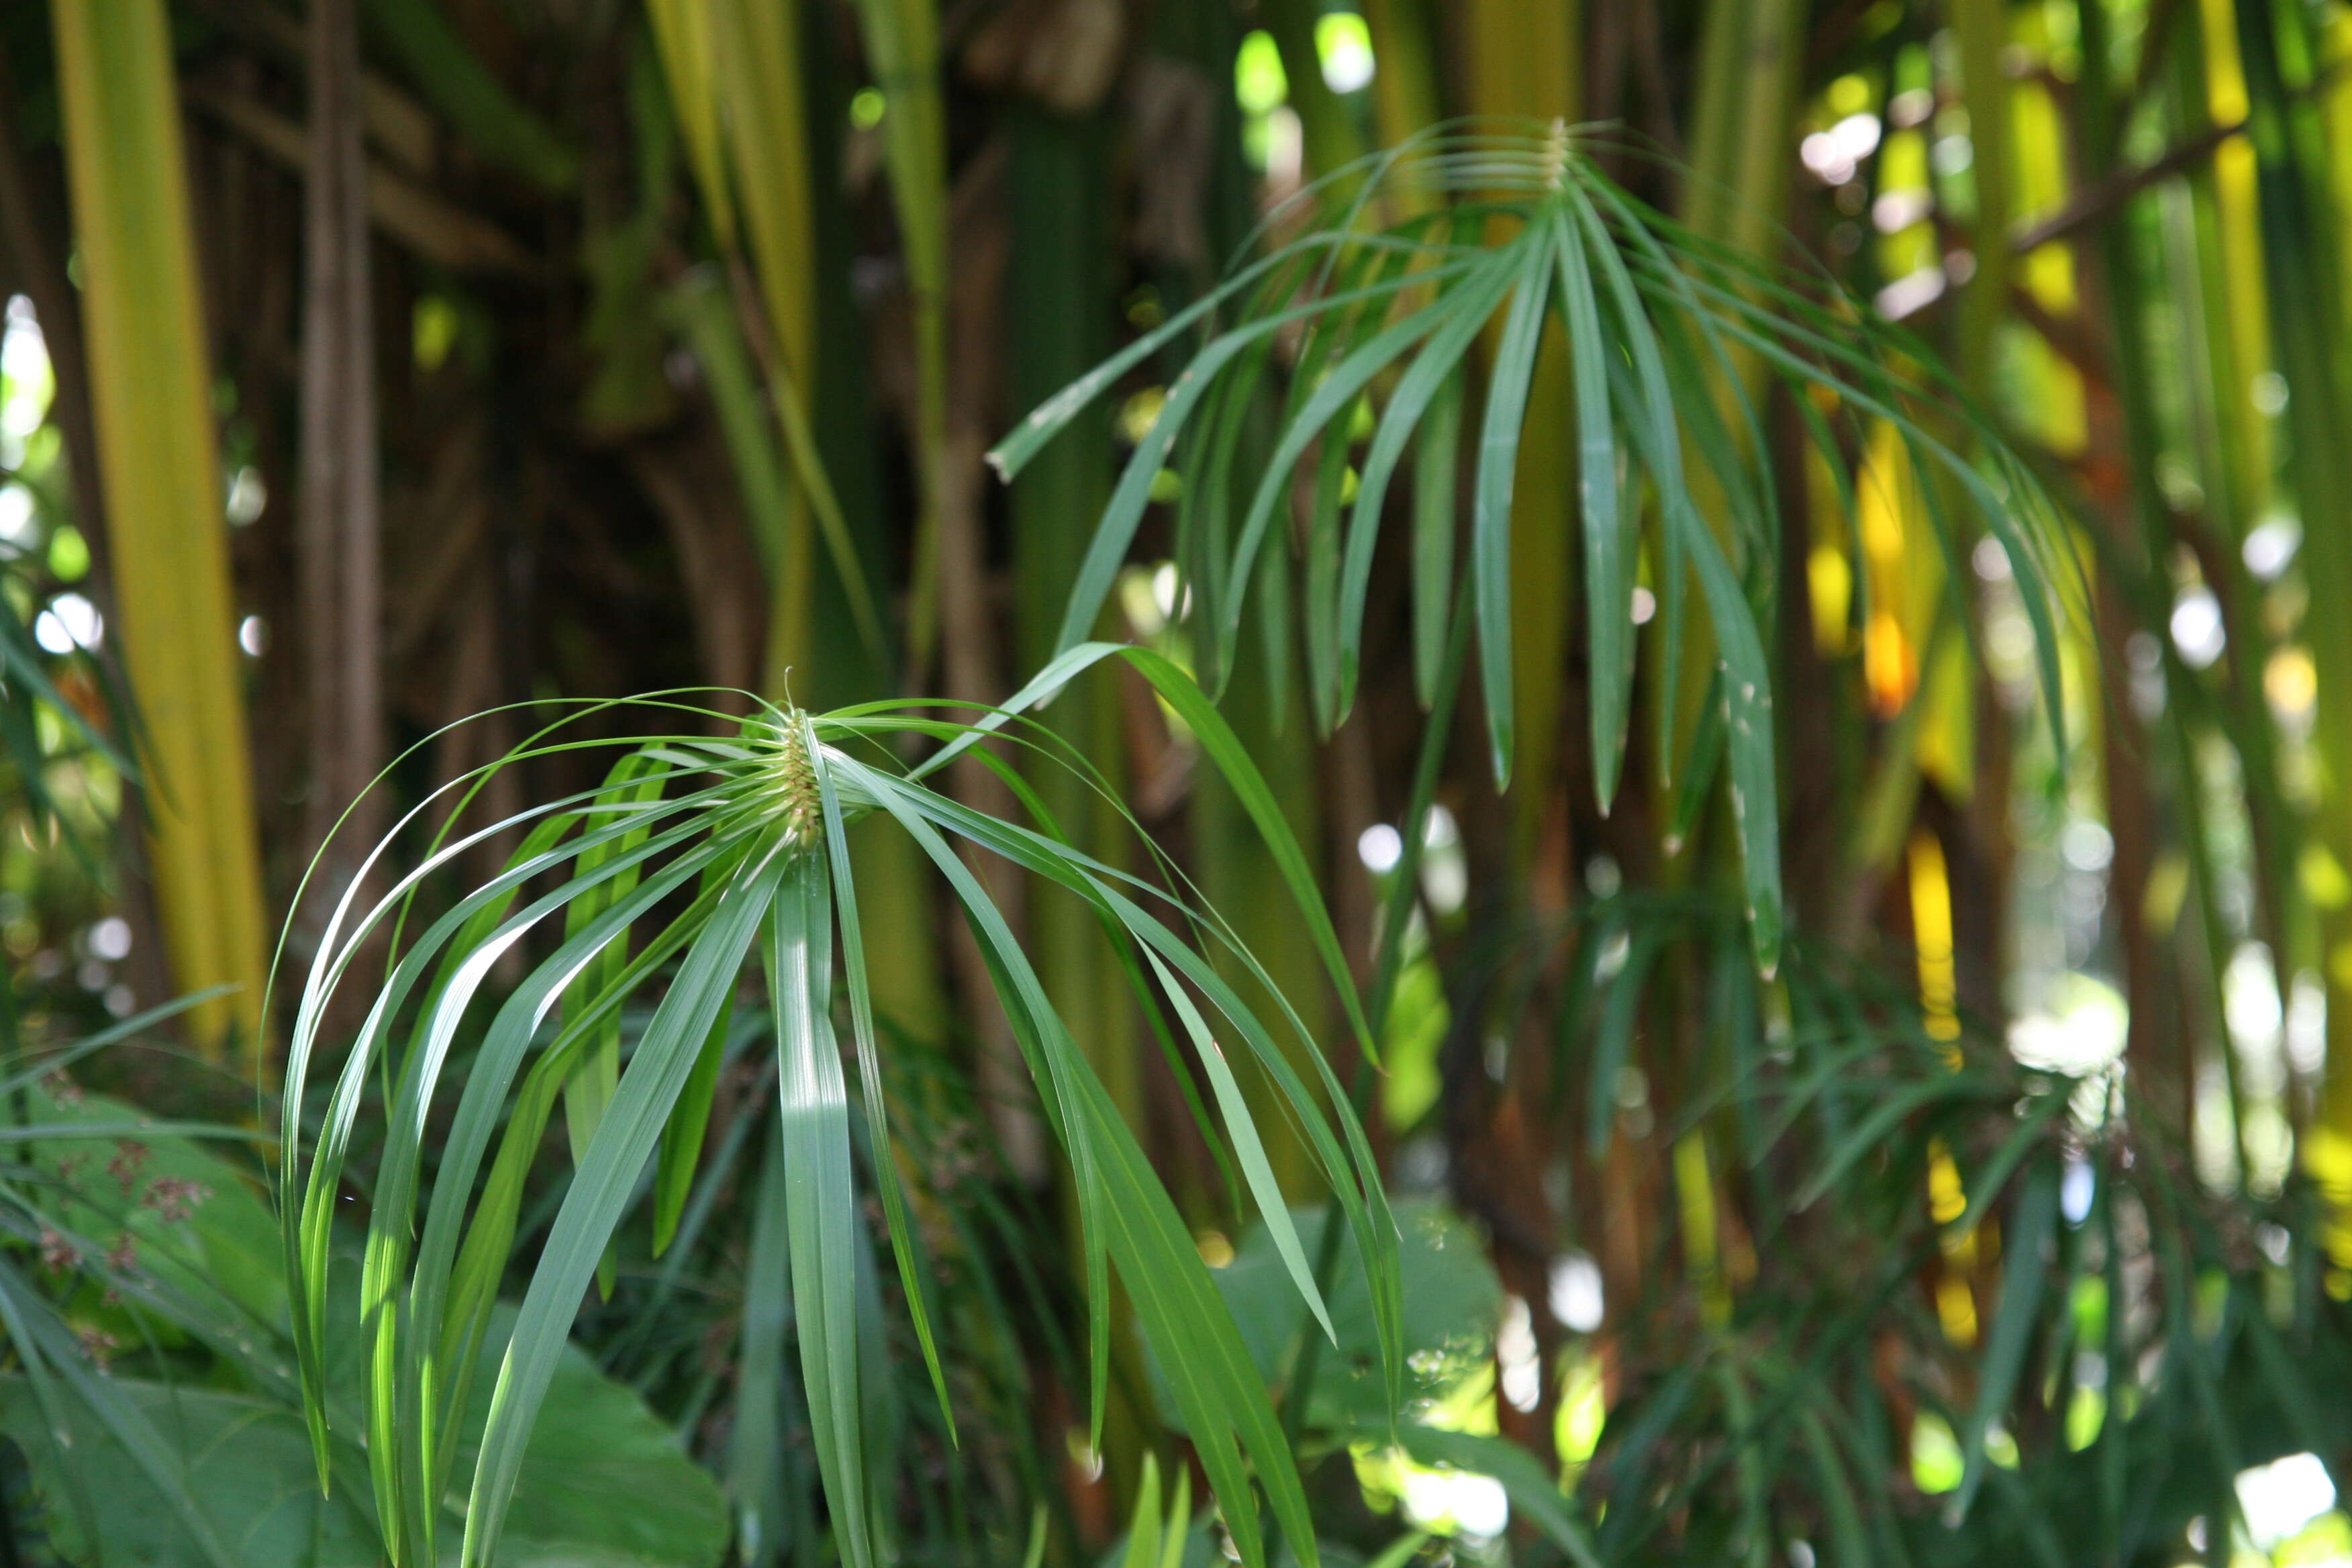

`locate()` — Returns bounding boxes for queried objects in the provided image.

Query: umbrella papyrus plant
[274,650,1395,1568]
[995,119,2079,977]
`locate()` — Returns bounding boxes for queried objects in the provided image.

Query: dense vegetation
[3,0,2352,1564]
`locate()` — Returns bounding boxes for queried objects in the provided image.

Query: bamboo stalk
[1459,0,1580,877]
[1006,97,1153,1519]
[1450,0,1581,1463]
[1949,0,2022,1055]
[299,0,385,910]
[2168,15,2306,1125]
[1361,0,1442,170]
[1261,0,1363,184]
[1684,0,1803,268]
[709,0,818,687]
[848,0,950,678]
[2225,0,2352,1206]
[1208,1,1379,1201]
[1955,0,2016,385]
[2079,0,2247,1175]
[50,0,271,1064]
[645,0,735,248]
[799,47,948,1055]
[1009,109,1133,1116]
[662,14,947,1066]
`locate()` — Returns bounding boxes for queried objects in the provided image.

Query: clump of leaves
[276,653,1395,1568]
[997,119,2075,977]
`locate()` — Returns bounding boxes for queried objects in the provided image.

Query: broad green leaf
[1178,1200,1496,1434]
[0,1258,240,1568]
[1,1307,727,1568]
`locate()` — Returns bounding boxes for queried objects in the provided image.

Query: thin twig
[2014,64,2343,254]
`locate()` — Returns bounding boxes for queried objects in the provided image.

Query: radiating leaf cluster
[277,655,1398,1568]
[993,120,2075,976]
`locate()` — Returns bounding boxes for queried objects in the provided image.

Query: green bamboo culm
[49,0,272,1066]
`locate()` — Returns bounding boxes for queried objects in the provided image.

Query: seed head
[765,713,824,847]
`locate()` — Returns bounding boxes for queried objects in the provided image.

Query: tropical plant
[261,107,2263,1568]
[999,117,2073,983]
[276,660,1395,1568]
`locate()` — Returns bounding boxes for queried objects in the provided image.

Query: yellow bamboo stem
[50,0,270,1066]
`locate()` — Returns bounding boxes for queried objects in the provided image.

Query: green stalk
[50,0,271,1065]
[801,41,946,1049]
[1006,97,1153,1512]
[2174,0,2306,1117]
[848,0,950,677]
[648,0,943,1077]
[1009,110,1135,1123]
[1955,0,2015,385]
[1638,0,1804,1349]
[2226,0,2352,1192]
[663,273,807,676]
[1684,0,1804,268]
[1951,0,2020,1039]
[644,0,735,248]
[1261,0,1364,185]
[1362,0,1443,179]
[2079,0,2246,1176]
[709,0,818,688]
[1673,0,1804,761]
[1461,0,1581,869]
[1223,1,1395,1195]
[647,0,884,685]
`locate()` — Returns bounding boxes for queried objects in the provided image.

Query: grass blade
[1142,947,1336,1344]
[1471,234,1555,788]
[1548,208,1628,810]
[770,847,875,1568]
[458,841,785,1568]
[1566,181,1783,973]
[1951,1157,2059,1522]
[728,1132,793,1564]
[1340,258,1517,716]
